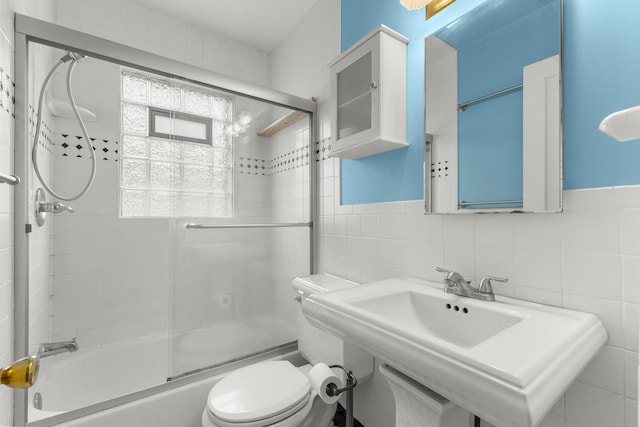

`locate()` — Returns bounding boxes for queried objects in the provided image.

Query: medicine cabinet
[424,0,563,214]
[329,25,409,159]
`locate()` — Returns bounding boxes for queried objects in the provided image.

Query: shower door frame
[13,14,318,426]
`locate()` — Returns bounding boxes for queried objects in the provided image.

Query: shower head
[60,51,88,63]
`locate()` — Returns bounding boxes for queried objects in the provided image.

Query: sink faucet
[38,338,78,358]
[436,267,508,302]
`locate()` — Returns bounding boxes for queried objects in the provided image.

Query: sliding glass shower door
[15,19,315,424]
[170,99,312,378]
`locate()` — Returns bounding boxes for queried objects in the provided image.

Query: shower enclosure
[13,15,316,426]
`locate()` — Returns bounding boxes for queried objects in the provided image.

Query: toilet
[202,274,374,427]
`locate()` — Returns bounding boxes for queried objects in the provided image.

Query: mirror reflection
[425,0,562,214]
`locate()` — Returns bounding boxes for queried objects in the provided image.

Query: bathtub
[27,317,296,426]
[29,334,169,422]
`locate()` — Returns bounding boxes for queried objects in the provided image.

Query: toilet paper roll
[309,363,344,404]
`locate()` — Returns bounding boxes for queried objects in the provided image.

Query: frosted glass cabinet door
[329,25,409,159]
[336,51,374,140]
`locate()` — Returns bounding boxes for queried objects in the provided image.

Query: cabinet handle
[370,81,378,90]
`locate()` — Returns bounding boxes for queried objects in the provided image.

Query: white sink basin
[302,277,607,427]
[351,287,524,348]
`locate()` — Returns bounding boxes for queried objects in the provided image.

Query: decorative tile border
[48,133,329,170]
[53,133,119,161]
[238,138,331,177]
[1,63,331,175]
[269,145,310,175]
[0,66,14,118]
[237,157,267,175]
[316,137,331,162]
[27,104,54,154]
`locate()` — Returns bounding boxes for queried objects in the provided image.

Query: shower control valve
[39,201,75,214]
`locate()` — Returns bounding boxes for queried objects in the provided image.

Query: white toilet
[202,274,373,427]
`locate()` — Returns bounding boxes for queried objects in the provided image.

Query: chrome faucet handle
[37,201,75,214]
[478,276,508,294]
[436,267,469,293]
[436,267,455,288]
[436,267,467,282]
[53,202,74,213]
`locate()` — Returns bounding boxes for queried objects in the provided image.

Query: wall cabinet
[329,25,409,159]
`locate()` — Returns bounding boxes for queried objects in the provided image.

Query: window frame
[148,107,213,145]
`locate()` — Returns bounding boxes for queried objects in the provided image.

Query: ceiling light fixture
[426,0,457,18]
[400,0,457,19]
[400,0,432,11]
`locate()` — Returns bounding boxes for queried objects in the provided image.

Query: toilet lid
[208,361,311,423]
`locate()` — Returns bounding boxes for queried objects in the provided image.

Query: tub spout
[38,338,78,358]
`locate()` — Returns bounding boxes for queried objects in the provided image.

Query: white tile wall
[1,0,637,426]
[55,0,271,88]
[269,1,638,427]
[46,65,307,351]
[0,1,56,425]
[39,0,274,351]
[318,173,640,427]
[0,7,284,424]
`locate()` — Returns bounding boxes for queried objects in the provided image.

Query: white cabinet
[329,25,409,159]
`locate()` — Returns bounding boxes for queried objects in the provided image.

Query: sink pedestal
[380,364,471,427]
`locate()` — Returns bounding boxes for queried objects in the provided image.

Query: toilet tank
[292,274,373,382]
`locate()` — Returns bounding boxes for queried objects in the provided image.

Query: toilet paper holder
[326,365,358,427]
[325,364,358,396]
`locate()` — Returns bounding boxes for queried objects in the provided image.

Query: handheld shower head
[60,51,88,63]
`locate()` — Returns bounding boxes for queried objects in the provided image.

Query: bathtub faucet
[38,338,78,358]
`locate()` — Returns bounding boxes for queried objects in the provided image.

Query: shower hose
[32,51,96,201]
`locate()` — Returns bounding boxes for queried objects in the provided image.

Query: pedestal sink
[302,276,607,427]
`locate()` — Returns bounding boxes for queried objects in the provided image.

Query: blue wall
[340,0,640,205]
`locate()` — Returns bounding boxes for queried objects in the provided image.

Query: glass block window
[120,69,233,218]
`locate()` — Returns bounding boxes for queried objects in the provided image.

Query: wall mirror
[424,0,562,214]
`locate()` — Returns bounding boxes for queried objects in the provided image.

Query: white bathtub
[28,317,295,425]
[28,333,169,422]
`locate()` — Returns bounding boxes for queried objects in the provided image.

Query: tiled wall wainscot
[267,0,638,426]
[317,166,640,426]
[0,1,57,425]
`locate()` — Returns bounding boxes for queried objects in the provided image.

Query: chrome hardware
[38,201,75,214]
[458,200,523,208]
[33,392,43,410]
[327,365,358,427]
[0,172,20,185]
[458,82,523,112]
[435,266,454,275]
[186,222,311,229]
[370,81,378,90]
[478,276,509,296]
[38,338,78,358]
[436,267,496,302]
[35,188,75,226]
[60,51,87,63]
[424,133,433,214]
[35,188,46,226]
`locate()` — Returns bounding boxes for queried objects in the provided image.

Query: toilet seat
[206,361,312,427]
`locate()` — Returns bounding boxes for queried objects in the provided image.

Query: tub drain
[33,392,42,410]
